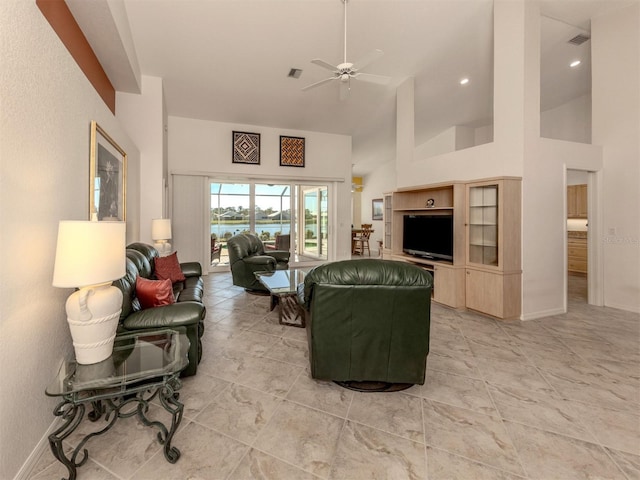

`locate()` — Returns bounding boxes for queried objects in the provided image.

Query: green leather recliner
[299,259,433,385]
[227,233,290,291]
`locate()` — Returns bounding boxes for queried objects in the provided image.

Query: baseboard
[520,307,566,321]
[14,417,61,480]
[604,301,640,314]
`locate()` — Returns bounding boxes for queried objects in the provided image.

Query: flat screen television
[403,214,454,262]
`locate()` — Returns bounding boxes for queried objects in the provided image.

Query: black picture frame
[279,135,305,167]
[232,131,261,164]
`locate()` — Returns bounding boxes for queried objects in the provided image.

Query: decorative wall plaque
[232,131,261,164]
[279,136,305,167]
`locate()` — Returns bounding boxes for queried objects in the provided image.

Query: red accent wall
[36,0,116,113]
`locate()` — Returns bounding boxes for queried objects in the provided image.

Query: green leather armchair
[299,259,432,386]
[227,233,290,291]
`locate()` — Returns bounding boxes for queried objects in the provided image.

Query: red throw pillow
[136,276,175,309]
[154,251,186,283]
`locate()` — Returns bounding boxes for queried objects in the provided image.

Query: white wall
[117,75,165,244]
[413,126,478,161]
[387,0,615,321]
[475,124,494,145]
[396,77,415,170]
[592,3,640,313]
[167,116,353,262]
[414,127,457,159]
[541,94,591,144]
[0,2,140,478]
[403,142,499,187]
[361,160,397,252]
[395,77,503,188]
[522,139,602,319]
[567,169,589,185]
[352,190,362,227]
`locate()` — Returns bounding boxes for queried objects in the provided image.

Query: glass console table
[255,269,306,327]
[45,329,189,480]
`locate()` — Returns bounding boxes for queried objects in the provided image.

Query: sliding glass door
[209,183,250,266]
[209,180,328,269]
[255,184,292,244]
[300,186,328,260]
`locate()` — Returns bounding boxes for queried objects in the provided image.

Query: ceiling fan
[302,0,391,100]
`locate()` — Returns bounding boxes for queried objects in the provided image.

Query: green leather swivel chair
[300,259,432,388]
[227,232,290,292]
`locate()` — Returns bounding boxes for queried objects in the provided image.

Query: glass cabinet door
[468,184,498,266]
[383,194,392,249]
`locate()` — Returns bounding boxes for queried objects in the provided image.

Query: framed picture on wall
[232,131,261,164]
[280,135,305,167]
[372,198,383,220]
[89,121,127,221]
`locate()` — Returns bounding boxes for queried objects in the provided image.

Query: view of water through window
[209,182,328,267]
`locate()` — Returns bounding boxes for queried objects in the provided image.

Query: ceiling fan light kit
[302,0,391,98]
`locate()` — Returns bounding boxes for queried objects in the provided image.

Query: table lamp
[52,221,126,364]
[151,218,172,256]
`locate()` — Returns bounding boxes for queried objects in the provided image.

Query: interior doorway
[565,168,603,309]
[567,169,589,304]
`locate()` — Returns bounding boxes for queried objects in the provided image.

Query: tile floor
[30,273,639,480]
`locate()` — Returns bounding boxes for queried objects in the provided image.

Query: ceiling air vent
[568,34,590,46]
[288,68,303,79]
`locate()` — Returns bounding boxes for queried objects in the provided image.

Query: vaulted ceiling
[68,0,634,175]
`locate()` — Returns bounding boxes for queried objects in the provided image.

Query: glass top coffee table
[255,269,306,327]
[45,329,189,480]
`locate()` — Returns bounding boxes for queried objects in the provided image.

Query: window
[209,181,329,270]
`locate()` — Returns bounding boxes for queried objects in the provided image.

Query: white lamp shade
[151,218,172,241]
[53,221,126,288]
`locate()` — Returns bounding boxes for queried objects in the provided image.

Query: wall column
[592,3,640,312]
[395,77,415,176]
[116,75,167,245]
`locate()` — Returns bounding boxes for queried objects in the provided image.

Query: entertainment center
[383,177,521,319]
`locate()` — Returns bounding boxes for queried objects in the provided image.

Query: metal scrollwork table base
[45,329,189,480]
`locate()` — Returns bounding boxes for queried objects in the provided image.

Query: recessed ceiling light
[460,78,470,85]
[570,60,581,68]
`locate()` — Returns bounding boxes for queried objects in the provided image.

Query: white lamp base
[65,283,123,364]
[154,240,172,257]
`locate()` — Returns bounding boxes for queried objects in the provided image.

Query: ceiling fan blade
[352,72,392,85]
[301,77,336,91]
[339,81,350,101]
[352,49,384,71]
[311,59,338,72]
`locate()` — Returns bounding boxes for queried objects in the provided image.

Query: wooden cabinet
[389,182,466,310]
[383,177,521,319]
[467,183,498,266]
[466,178,521,273]
[383,193,393,257]
[568,233,587,274]
[392,255,465,309]
[567,184,587,218]
[433,263,466,309]
[464,178,521,319]
[390,182,466,264]
[465,268,521,319]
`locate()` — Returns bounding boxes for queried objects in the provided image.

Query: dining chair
[211,234,221,264]
[353,224,372,256]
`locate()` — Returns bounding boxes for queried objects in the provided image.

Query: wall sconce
[151,218,172,256]
[52,221,126,364]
